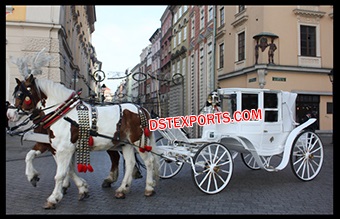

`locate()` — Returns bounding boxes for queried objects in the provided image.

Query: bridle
[13,77,44,114]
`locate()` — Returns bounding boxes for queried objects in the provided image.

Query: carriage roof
[218,87,281,94]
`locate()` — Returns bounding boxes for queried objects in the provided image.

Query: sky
[92,5,167,91]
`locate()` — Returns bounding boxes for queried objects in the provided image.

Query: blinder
[14,79,36,113]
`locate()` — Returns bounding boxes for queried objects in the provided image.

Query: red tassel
[144,127,150,137]
[88,136,93,146]
[144,145,152,152]
[83,165,88,173]
[139,147,145,153]
[77,163,83,172]
[87,164,94,172]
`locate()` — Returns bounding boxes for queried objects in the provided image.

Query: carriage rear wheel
[241,153,261,170]
[290,131,324,181]
[191,142,233,194]
[156,137,184,179]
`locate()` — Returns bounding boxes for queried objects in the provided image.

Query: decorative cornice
[293,9,326,18]
[216,29,226,40]
[231,15,248,28]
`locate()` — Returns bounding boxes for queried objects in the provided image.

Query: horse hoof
[101,180,112,188]
[115,192,125,199]
[144,190,156,197]
[30,176,40,187]
[78,192,90,201]
[43,202,56,209]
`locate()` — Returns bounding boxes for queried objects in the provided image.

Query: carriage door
[260,92,284,154]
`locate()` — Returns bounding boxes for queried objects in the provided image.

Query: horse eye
[15,91,23,98]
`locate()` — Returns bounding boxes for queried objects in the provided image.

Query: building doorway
[296,94,320,130]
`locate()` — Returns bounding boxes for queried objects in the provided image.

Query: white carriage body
[156,87,320,174]
[199,88,298,156]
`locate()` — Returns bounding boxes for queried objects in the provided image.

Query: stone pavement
[5,132,333,215]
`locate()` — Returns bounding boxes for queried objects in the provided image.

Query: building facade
[159,6,173,118]
[116,5,333,136]
[215,5,333,132]
[169,5,190,118]
[6,5,99,102]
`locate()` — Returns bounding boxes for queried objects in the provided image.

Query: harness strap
[40,91,81,129]
[115,104,123,141]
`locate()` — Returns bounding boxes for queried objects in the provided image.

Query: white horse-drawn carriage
[155,88,324,194]
[7,49,323,209]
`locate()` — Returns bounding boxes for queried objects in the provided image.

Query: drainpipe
[212,5,217,90]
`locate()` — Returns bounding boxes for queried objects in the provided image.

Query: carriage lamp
[328,69,333,83]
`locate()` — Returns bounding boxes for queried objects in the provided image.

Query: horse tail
[149,130,160,184]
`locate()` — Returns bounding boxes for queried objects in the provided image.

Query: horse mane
[35,78,75,104]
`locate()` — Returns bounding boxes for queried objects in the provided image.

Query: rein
[8,89,82,136]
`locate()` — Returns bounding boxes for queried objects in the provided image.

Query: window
[219,43,224,68]
[300,25,316,57]
[219,7,224,26]
[327,102,333,114]
[191,18,195,39]
[178,30,181,45]
[221,94,236,118]
[241,93,260,121]
[200,7,204,30]
[177,60,180,74]
[238,32,245,61]
[242,93,258,111]
[239,5,245,13]
[173,35,176,49]
[264,93,278,122]
[208,42,212,54]
[208,5,213,21]
[183,26,187,41]
[182,57,186,76]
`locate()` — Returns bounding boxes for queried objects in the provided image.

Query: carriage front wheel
[156,137,184,179]
[290,131,324,181]
[191,142,233,195]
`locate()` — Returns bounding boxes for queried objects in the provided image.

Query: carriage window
[242,93,258,111]
[264,93,277,108]
[221,94,236,118]
[264,92,278,122]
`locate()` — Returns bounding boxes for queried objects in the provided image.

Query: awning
[253,32,279,39]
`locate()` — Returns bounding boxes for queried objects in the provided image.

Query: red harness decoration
[138,107,152,153]
[41,91,81,129]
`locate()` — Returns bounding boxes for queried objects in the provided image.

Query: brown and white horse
[12,74,159,209]
[7,106,142,191]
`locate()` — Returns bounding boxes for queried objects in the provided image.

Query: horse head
[13,74,46,114]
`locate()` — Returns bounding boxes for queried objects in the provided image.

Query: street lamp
[328,69,333,83]
[101,84,106,103]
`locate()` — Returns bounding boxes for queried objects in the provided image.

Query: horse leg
[44,146,83,209]
[115,146,135,199]
[25,142,50,187]
[102,150,120,188]
[66,154,89,200]
[25,149,43,187]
